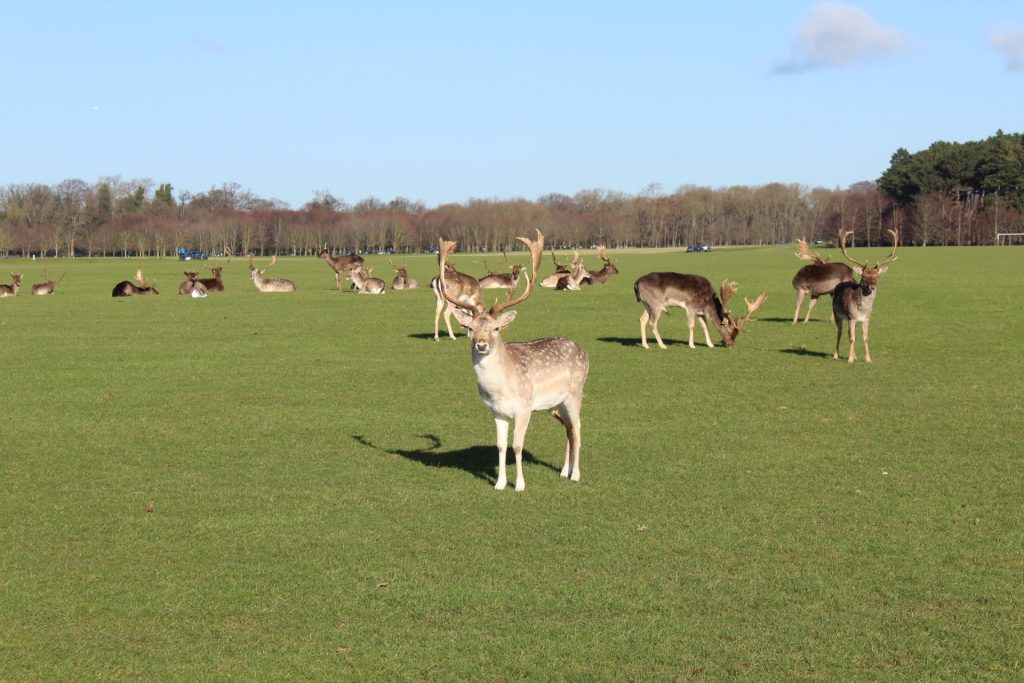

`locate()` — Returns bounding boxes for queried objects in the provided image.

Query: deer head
[719,280,770,345]
[838,228,899,289]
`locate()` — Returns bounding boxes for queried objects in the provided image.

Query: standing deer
[197,265,225,292]
[347,266,387,294]
[0,272,23,298]
[389,260,419,290]
[249,256,297,292]
[634,273,769,349]
[439,229,589,491]
[581,245,619,285]
[791,238,854,324]
[112,269,159,297]
[319,243,364,289]
[430,260,485,341]
[31,270,64,296]
[832,228,899,363]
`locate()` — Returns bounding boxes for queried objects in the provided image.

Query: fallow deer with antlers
[478,256,526,290]
[347,266,387,294]
[31,269,64,296]
[634,273,769,349]
[581,245,619,285]
[197,265,225,292]
[439,229,589,491]
[791,238,854,324]
[249,255,297,292]
[319,243,364,289]
[430,260,485,341]
[389,259,419,290]
[832,228,899,363]
[112,269,159,297]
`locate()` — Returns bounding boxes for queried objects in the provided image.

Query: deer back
[792,262,854,295]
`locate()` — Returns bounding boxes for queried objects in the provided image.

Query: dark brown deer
[389,259,419,290]
[634,273,769,349]
[439,229,589,491]
[319,243,364,289]
[791,238,854,324]
[430,260,485,341]
[581,245,619,285]
[197,265,225,292]
[31,269,64,296]
[112,269,159,297]
[0,272,23,298]
[832,228,899,363]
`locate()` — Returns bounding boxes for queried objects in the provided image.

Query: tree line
[2,132,1020,257]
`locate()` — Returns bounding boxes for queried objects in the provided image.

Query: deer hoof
[494,479,507,491]
[515,479,525,492]
[570,470,581,482]
[559,464,570,478]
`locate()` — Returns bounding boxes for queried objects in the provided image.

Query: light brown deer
[832,228,899,363]
[112,269,159,297]
[389,259,419,290]
[347,266,387,294]
[32,270,64,296]
[581,245,619,285]
[634,273,769,349]
[539,250,572,287]
[479,261,526,290]
[0,272,23,298]
[319,243,365,289]
[178,271,207,296]
[249,256,297,292]
[439,229,589,491]
[430,260,485,341]
[541,251,589,289]
[791,238,854,324]
[197,265,225,292]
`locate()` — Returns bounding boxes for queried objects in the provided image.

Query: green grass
[1,247,1021,680]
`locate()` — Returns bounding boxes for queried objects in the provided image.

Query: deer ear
[452,308,476,328]
[496,310,518,329]
[877,266,888,276]
[853,266,864,276]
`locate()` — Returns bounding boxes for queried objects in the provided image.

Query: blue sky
[2,1,1021,208]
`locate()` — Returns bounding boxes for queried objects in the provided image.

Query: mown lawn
[1,246,1021,680]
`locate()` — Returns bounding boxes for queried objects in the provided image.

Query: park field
[1,246,1021,680]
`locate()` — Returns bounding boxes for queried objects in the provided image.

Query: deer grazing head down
[791,237,854,324]
[634,272,769,349]
[249,255,297,292]
[439,229,590,492]
[831,228,899,363]
[0,272,23,298]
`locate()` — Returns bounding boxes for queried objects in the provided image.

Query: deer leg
[793,289,806,324]
[804,295,819,323]
[685,310,697,348]
[650,310,668,350]
[443,304,459,340]
[494,417,510,490]
[833,318,843,360]
[433,296,443,340]
[551,410,571,477]
[862,319,872,363]
[335,271,341,290]
[511,412,532,492]
[558,402,582,482]
[639,309,651,349]
[698,315,713,347]
[847,320,858,363]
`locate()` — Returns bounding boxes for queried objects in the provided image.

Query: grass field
[1,246,1021,680]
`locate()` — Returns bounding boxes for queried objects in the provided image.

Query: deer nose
[475,341,490,353]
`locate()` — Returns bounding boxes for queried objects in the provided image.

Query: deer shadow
[597,336,689,348]
[779,347,833,359]
[352,434,558,485]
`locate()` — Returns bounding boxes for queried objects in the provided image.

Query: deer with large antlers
[249,255,297,292]
[791,238,854,324]
[31,269,64,296]
[581,245,619,285]
[112,269,159,297]
[430,260,485,341]
[634,273,769,349]
[389,259,419,290]
[831,228,899,363]
[0,272,23,297]
[319,243,365,289]
[439,229,589,491]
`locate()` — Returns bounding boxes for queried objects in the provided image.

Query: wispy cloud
[773,2,909,75]
[990,27,1024,72]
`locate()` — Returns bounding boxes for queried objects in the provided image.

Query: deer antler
[437,237,470,312]
[269,254,278,268]
[737,291,770,330]
[875,229,900,268]
[719,280,738,309]
[135,269,145,286]
[490,229,544,315]
[795,238,829,264]
[597,245,609,263]
[837,228,868,268]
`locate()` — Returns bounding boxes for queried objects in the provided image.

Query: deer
[791,238,854,324]
[249,255,297,292]
[0,272,23,297]
[197,265,225,292]
[832,228,899,363]
[389,259,419,290]
[541,251,589,289]
[112,269,159,297]
[347,266,387,294]
[178,271,207,297]
[319,243,364,289]
[539,250,572,287]
[634,273,769,349]
[438,229,589,492]
[478,258,526,290]
[31,269,64,296]
[581,245,619,285]
[430,260,485,341]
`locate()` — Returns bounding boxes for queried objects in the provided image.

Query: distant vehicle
[180,249,208,261]
[686,243,711,253]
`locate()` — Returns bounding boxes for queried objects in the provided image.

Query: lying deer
[541,251,589,289]
[581,245,619,285]
[539,250,572,288]
[439,229,589,491]
[347,266,386,294]
[634,273,768,349]
[249,255,296,292]
[0,272,23,298]
[319,243,364,289]
[389,260,419,290]
[791,238,854,324]
[112,269,159,297]
[178,271,207,296]
[832,228,899,363]
[479,261,526,290]
[31,269,64,296]
[430,260,485,340]
[197,265,225,292]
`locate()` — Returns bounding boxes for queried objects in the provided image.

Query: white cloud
[774,2,909,75]
[990,28,1024,73]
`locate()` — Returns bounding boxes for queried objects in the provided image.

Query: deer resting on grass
[249,256,297,292]
[439,229,589,492]
[31,270,64,296]
[831,228,899,363]
[347,266,386,294]
[791,238,854,324]
[0,272,23,297]
[389,260,419,290]
[112,269,159,297]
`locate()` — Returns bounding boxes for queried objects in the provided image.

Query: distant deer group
[319,244,364,290]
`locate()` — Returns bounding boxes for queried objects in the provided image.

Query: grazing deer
[249,255,297,292]
[319,243,364,289]
[112,269,159,297]
[197,265,225,292]
[634,273,769,349]
[0,272,22,297]
[347,266,387,294]
[581,245,619,285]
[430,260,485,340]
[178,271,207,296]
[31,269,64,296]
[832,228,899,363]
[389,260,419,290]
[439,229,589,491]
[791,238,854,324]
